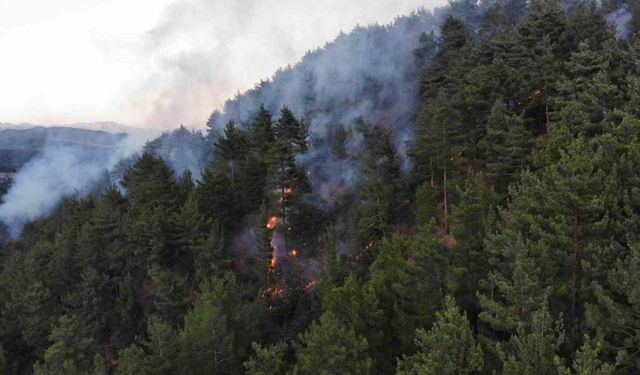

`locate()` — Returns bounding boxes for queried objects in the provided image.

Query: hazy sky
[0,0,448,128]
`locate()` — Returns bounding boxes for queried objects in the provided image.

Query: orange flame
[289,249,298,257]
[269,255,277,270]
[266,216,279,230]
[355,241,375,261]
[265,286,284,297]
[278,187,294,203]
[304,279,320,290]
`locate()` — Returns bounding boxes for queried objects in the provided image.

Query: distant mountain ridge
[0,121,135,134]
[0,126,127,173]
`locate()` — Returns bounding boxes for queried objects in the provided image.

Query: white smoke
[607,7,632,38]
[0,133,150,237]
[0,1,452,236]
[111,0,449,128]
[210,9,448,200]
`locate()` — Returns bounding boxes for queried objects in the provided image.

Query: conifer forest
[3,0,640,373]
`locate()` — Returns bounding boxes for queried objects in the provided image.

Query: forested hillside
[0,127,126,174]
[3,0,640,373]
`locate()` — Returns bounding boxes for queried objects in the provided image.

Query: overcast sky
[0,0,448,128]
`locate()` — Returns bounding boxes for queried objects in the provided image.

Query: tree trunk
[544,81,550,133]
[443,158,448,235]
[571,205,580,321]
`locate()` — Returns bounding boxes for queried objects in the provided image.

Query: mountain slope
[0,127,127,173]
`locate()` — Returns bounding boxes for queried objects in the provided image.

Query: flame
[265,286,284,298]
[266,216,279,230]
[289,249,298,257]
[355,241,375,261]
[269,254,277,270]
[278,187,294,203]
[304,279,320,290]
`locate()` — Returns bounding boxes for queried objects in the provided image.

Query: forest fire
[266,216,279,229]
[304,279,320,290]
[278,187,294,203]
[269,255,277,270]
[265,286,284,298]
[355,241,375,261]
[289,249,298,257]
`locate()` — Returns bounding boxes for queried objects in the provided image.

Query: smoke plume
[114,0,448,128]
[209,9,448,199]
[0,133,149,237]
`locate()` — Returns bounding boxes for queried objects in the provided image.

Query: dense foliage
[2,0,640,373]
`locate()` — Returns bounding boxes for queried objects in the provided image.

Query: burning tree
[261,107,312,307]
[266,107,311,257]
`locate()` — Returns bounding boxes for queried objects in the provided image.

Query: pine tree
[243,106,276,211]
[501,0,528,26]
[255,202,273,276]
[147,264,188,326]
[214,120,251,192]
[413,31,438,75]
[294,312,372,375]
[121,153,179,215]
[499,302,564,375]
[176,169,194,201]
[116,345,155,375]
[479,134,627,351]
[414,182,438,226]
[396,296,483,375]
[323,275,385,372]
[244,342,288,375]
[61,266,111,342]
[413,93,466,233]
[320,224,347,289]
[557,41,618,136]
[448,0,480,27]
[275,107,309,153]
[367,233,441,372]
[479,4,508,40]
[557,336,614,375]
[629,0,640,37]
[355,124,403,247]
[178,274,256,375]
[449,174,498,307]
[480,98,531,193]
[33,315,99,375]
[264,108,311,256]
[195,164,236,227]
[588,242,640,370]
[115,315,179,375]
[419,16,473,100]
[192,221,228,284]
[331,125,349,160]
[250,105,276,155]
[564,0,615,51]
[517,0,566,53]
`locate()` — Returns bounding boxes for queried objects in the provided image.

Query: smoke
[607,7,632,38]
[209,9,448,200]
[142,126,210,179]
[0,1,453,236]
[111,0,448,128]
[0,133,149,238]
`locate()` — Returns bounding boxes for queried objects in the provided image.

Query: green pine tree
[396,295,483,375]
[293,312,372,375]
